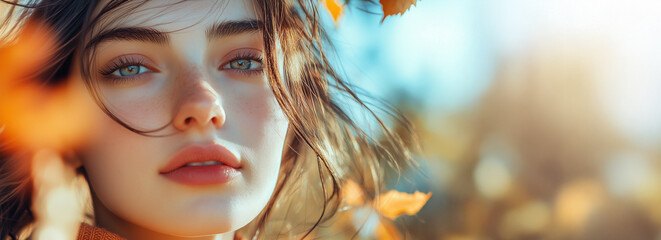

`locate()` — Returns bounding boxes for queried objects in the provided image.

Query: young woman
[0,0,415,239]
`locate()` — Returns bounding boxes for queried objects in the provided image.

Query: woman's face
[73,0,288,237]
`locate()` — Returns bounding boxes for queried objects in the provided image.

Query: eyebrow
[86,27,169,50]
[206,20,262,39]
[86,19,262,51]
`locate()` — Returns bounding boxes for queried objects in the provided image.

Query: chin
[149,217,242,237]
[155,208,257,237]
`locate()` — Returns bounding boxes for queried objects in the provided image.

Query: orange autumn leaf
[380,0,417,22]
[321,0,345,23]
[376,190,431,220]
[342,180,430,238]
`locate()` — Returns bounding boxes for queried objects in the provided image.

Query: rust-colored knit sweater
[77,223,125,240]
[76,223,245,240]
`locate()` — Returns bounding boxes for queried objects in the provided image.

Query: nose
[172,79,225,131]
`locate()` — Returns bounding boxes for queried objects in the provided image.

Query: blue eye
[112,65,149,77]
[222,59,262,70]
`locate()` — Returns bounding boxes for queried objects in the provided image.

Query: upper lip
[159,144,241,174]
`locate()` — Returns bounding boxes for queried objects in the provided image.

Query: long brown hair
[0,0,417,239]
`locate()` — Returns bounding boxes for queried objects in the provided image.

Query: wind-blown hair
[0,0,417,239]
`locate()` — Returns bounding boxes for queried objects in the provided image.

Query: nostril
[211,116,224,127]
[185,117,193,125]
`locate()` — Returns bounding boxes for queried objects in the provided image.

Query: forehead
[92,0,257,34]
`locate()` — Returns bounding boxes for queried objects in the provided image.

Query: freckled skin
[72,1,289,239]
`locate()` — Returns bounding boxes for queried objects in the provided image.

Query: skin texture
[70,0,289,239]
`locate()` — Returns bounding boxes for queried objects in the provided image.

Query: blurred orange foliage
[321,0,418,23]
[343,178,366,205]
[321,0,344,23]
[0,22,95,150]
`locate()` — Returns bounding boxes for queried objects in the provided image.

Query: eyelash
[221,51,264,76]
[98,56,150,83]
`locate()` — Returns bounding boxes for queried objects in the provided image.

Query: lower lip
[160,165,240,186]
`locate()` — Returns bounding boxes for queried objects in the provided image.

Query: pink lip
[159,144,241,186]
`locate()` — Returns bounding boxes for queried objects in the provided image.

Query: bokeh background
[324,0,661,239]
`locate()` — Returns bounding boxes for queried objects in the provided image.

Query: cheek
[76,76,160,184]
[223,84,289,206]
[224,83,289,149]
[78,109,161,199]
[96,79,173,129]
